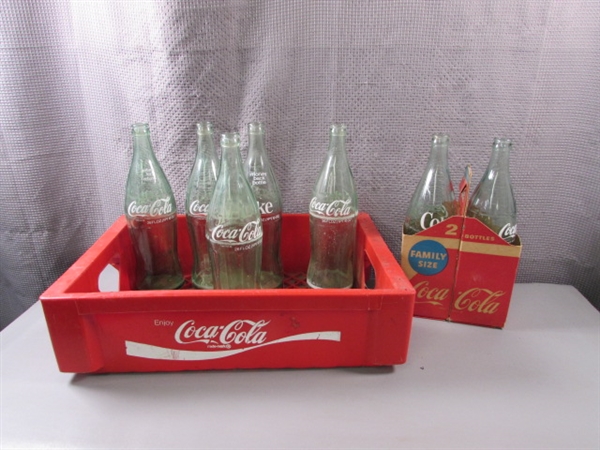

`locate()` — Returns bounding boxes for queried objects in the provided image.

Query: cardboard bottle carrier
[401,167,522,328]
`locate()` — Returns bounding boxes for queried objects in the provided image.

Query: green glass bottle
[185,122,220,289]
[404,134,456,235]
[124,123,184,290]
[206,132,263,289]
[307,124,358,289]
[467,138,517,243]
[244,122,284,288]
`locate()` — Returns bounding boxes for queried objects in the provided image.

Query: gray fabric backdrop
[1,0,599,330]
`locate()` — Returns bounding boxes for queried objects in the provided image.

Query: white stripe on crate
[125,331,342,361]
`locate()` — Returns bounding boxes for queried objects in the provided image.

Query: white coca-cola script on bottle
[419,208,449,230]
[309,197,354,218]
[189,200,209,216]
[127,197,173,217]
[210,219,262,244]
[258,201,274,215]
[499,223,517,241]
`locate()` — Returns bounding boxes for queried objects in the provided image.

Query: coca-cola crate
[40,213,415,373]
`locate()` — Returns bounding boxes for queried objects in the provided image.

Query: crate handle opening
[365,265,376,289]
[98,264,119,292]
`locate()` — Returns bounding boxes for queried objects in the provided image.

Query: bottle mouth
[432,133,449,144]
[131,123,150,135]
[330,124,347,136]
[220,132,241,147]
[248,122,264,135]
[196,122,213,135]
[493,138,513,149]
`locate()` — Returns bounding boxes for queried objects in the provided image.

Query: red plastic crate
[40,213,415,373]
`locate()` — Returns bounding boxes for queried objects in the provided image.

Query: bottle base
[191,273,214,290]
[306,279,352,290]
[306,266,354,290]
[259,271,284,289]
[137,274,184,290]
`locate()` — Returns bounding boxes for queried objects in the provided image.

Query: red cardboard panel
[401,215,463,320]
[450,217,522,328]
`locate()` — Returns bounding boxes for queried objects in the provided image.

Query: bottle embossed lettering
[244,122,284,288]
[307,124,358,289]
[124,123,184,290]
[467,138,517,244]
[404,133,456,234]
[185,122,220,289]
[206,132,263,289]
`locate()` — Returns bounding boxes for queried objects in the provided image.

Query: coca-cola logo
[258,201,274,215]
[419,208,448,230]
[189,200,209,215]
[309,197,354,218]
[454,287,504,314]
[127,198,173,217]
[209,219,262,244]
[413,280,450,306]
[125,319,342,361]
[499,223,517,240]
[175,319,269,347]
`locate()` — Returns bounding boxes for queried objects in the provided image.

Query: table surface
[1,283,599,449]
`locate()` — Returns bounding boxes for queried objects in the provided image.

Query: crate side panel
[41,300,104,373]
[88,308,373,372]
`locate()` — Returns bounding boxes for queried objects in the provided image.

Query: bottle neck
[327,124,347,159]
[220,133,243,174]
[247,131,265,159]
[427,134,449,168]
[132,124,156,160]
[221,146,242,170]
[485,138,512,173]
[196,133,216,160]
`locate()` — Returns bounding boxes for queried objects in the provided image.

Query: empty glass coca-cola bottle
[124,123,184,290]
[467,138,517,244]
[244,122,284,289]
[306,124,358,289]
[206,132,263,289]
[404,133,456,234]
[185,122,220,289]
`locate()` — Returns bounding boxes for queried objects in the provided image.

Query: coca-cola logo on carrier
[124,318,342,361]
[127,197,173,217]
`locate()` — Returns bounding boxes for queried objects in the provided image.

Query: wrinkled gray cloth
[1,0,599,329]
